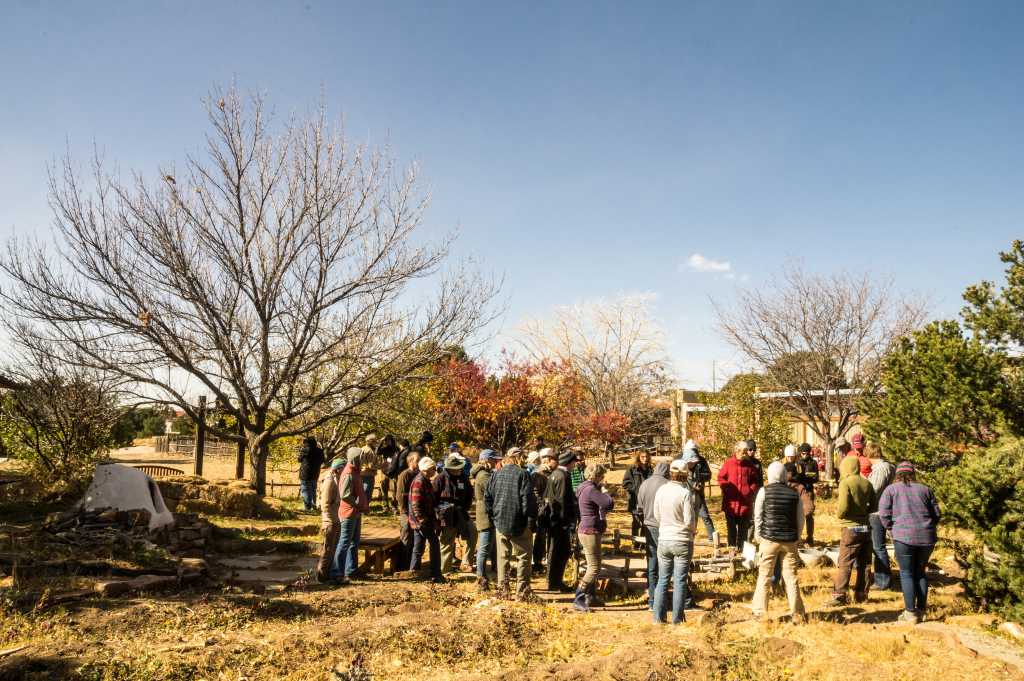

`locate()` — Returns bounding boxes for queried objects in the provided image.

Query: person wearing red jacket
[717,440,762,552]
[850,433,873,477]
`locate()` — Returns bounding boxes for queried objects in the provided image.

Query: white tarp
[79,463,175,531]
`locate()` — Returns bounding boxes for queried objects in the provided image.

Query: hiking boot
[430,576,447,585]
[914,609,926,622]
[790,612,807,625]
[898,610,920,624]
[516,586,542,604]
[495,582,511,600]
[572,586,590,613]
[853,591,868,604]
[476,577,490,592]
[824,595,847,607]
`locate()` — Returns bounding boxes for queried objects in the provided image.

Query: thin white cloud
[685,253,731,274]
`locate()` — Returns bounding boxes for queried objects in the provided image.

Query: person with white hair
[716,440,761,552]
[751,460,806,622]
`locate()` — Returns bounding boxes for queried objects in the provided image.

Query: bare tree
[714,264,926,478]
[519,293,673,458]
[0,85,496,494]
[0,347,125,486]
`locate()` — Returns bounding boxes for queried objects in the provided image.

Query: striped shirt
[878,481,940,546]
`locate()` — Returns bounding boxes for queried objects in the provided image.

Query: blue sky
[2,1,1022,388]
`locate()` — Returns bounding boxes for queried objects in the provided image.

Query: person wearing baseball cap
[878,461,940,623]
[528,449,552,574]
[484,447,539,602]
[542,450,580,592]
[793,443,819,545]
[408,457,444,583]
[650,456,697,624]
[471,449,501,590]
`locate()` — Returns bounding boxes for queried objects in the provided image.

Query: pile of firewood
[42,508,152,550]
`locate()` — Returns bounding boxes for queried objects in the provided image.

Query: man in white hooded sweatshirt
[752,460,806,622]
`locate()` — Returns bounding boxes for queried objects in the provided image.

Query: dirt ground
[2,463,1024,681]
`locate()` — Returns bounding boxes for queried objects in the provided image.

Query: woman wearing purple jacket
[574,463,614,612]
[878,461,941,624]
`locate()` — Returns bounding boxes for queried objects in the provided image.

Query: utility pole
[194,395,206,477]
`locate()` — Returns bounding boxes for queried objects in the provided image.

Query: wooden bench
[134,464,185,477]
[359,537,403,575]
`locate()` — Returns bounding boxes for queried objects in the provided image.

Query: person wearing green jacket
[827,456,877,606]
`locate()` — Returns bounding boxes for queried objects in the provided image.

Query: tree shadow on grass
[0,654,79,681]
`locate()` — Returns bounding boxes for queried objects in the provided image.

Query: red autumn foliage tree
[424,354,632,452]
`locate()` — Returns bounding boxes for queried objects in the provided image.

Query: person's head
[895,461,915,484]
[767,460,788,484]
[798,443,812,458]
[444,453,466,473]
[838,454,860,479]
[850,433,865,453]
[381,434,395,448]
[406,450,420,470]
[634,449,651,467]
[304,436,317,447]
[540,448,558,472]
[576,450,586,465]
[478,449,501,468]
[669,458,690,482]
[525,450,541,469]
[584,463,607,485]
[398,438,411,451]
[558,450,579,470]
[448,442,462,453]
[734,440,749,460]
[866,442,884,461]
[365,433,379,448]
[784,444,798,462]
[419,430,434,445]
[745,439,757,456]
[346,446,363,467]
[331,456,346,471]
[835,436,851,455]
[418,456,437,479]
[504,447,525,467]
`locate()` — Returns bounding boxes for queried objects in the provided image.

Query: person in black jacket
[542,450,580,592]
[622,449,653,548]
[297,437,326,511]
[681,440,716,542]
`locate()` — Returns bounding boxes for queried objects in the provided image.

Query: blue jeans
[411,526,442,579]
[477,528,496,578]
[695,495,715,540]
[894,541,933,613]
[870,514,892,589]
[653,539,693,624]
[299,479,317,510]
[643,525,660,609]
[362,474,376,503]
[331,515,362,578]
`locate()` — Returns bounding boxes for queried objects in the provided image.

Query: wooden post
[194,396,206,477]
[235,420,245,479]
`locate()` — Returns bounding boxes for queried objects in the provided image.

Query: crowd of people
[303,430,942,626]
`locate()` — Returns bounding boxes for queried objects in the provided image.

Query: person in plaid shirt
[408,457,444,583]
[878,461,941,624]
[570,451,586,492]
